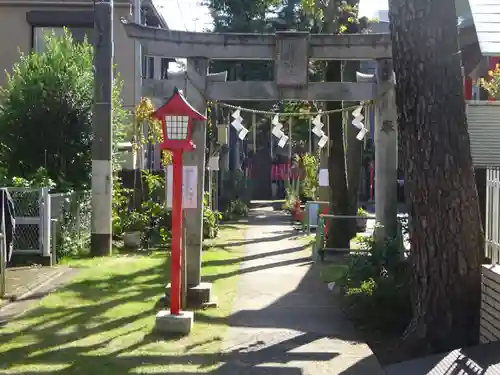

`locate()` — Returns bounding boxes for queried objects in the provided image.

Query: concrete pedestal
[155,310,193,335]
[187,282,216,308]
[164,282,216,309]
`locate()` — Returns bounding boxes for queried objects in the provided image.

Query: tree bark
[326,61,351,249]
[344,60,363,236]
[322,0,357,249]
[389,0,484,353]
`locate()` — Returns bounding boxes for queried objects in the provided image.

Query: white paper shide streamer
[311,113,328,148]
[271,115,288,147]
[231,109,249,140]
[352,104,367,141]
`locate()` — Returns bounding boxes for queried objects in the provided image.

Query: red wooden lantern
[152,87,207,152]
[150,88,207,317]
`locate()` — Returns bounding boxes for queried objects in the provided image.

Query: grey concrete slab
[217,207,384,375]
[0,267,78,324]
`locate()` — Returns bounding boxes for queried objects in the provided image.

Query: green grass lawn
[298,234,349,284]
[0,225,246,374]
[319,263,349,283]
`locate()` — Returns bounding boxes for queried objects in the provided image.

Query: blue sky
[155,0,389,33]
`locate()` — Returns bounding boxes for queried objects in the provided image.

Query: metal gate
[485,168,500,264]
[7,187,50,256]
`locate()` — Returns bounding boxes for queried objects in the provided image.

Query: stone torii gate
[120,19,398,305]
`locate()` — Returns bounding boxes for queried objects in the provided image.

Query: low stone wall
[480,264,500,343]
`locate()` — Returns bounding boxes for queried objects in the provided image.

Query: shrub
[300,152,319,200]
[0,28,128,192]
[480,64,500,99]
[203,192,221,239]
[222,199,249,221]
[340,236,411,334]
[219,170,250,210]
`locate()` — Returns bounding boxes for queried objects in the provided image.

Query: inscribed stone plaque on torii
[275,32,309,87]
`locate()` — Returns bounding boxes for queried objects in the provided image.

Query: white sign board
[318,168,329,187]
[165,165,198,209]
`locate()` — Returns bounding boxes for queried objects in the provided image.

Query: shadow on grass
[0,265,346,375]
[0,258,341,375]
[0,209,385,375]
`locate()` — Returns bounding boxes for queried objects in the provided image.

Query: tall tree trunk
[389,0,484,354]
[326,61,351,249]
[323,0,353,249]
[344,60,363,236]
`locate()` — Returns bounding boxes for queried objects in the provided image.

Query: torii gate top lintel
[120,19,392,61]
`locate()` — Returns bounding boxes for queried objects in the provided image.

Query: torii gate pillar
[183,58,214,307]
[374,59,398,241]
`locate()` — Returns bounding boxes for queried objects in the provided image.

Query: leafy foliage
[340,236,411,334]
[0,28,128,192]
[300,152,319,199]
[480,64,500,99]
[0,167,56,189]
[219,170,250,218]
[203,192,221,239]
[222,199,249,221]
[205,0,281,32]
[55,191,91,259]
[133,97,173,167]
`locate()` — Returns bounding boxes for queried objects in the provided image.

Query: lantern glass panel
[165,115,189,140]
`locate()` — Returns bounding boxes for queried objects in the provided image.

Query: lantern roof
[152,87,207,120]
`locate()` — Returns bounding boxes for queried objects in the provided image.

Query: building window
[143,55,154,79]
[160,58,169,80]
[33,26,93,53]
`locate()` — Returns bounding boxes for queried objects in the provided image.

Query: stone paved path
[0,267,77,323]
[217,207,384,375]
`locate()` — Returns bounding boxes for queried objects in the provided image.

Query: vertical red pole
[464,77,473,101]
[170,150,183,315]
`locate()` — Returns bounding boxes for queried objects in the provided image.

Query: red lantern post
[152,88,206,316]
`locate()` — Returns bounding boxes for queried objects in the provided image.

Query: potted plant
[356,207,369,232]
[123,211,148,249]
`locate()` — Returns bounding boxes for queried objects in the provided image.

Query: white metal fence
[5,188,91,261]
[8,188,50,256]
[486,168,500,264]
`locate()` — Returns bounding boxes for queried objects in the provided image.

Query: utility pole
[91,0,114,256]
[134,0,144,169]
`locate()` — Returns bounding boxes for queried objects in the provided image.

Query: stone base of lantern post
[155,310,193,335]
[187,282,217,308]
[164,282,217,309]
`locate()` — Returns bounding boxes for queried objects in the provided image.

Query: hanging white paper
[318,135,328,148]
[312,114,323,127]
[231,109,241,119]
[238,127,249,140]
[166,165,198,209]
[272,127,284,138]
[318,169,329,187]
[272,114,280,125]
[278,135,288,148]
[352,106,363,118]
[312,126,324,137]
[231,118,243,131]
[352,117,364,130]
[356,127,367,141]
